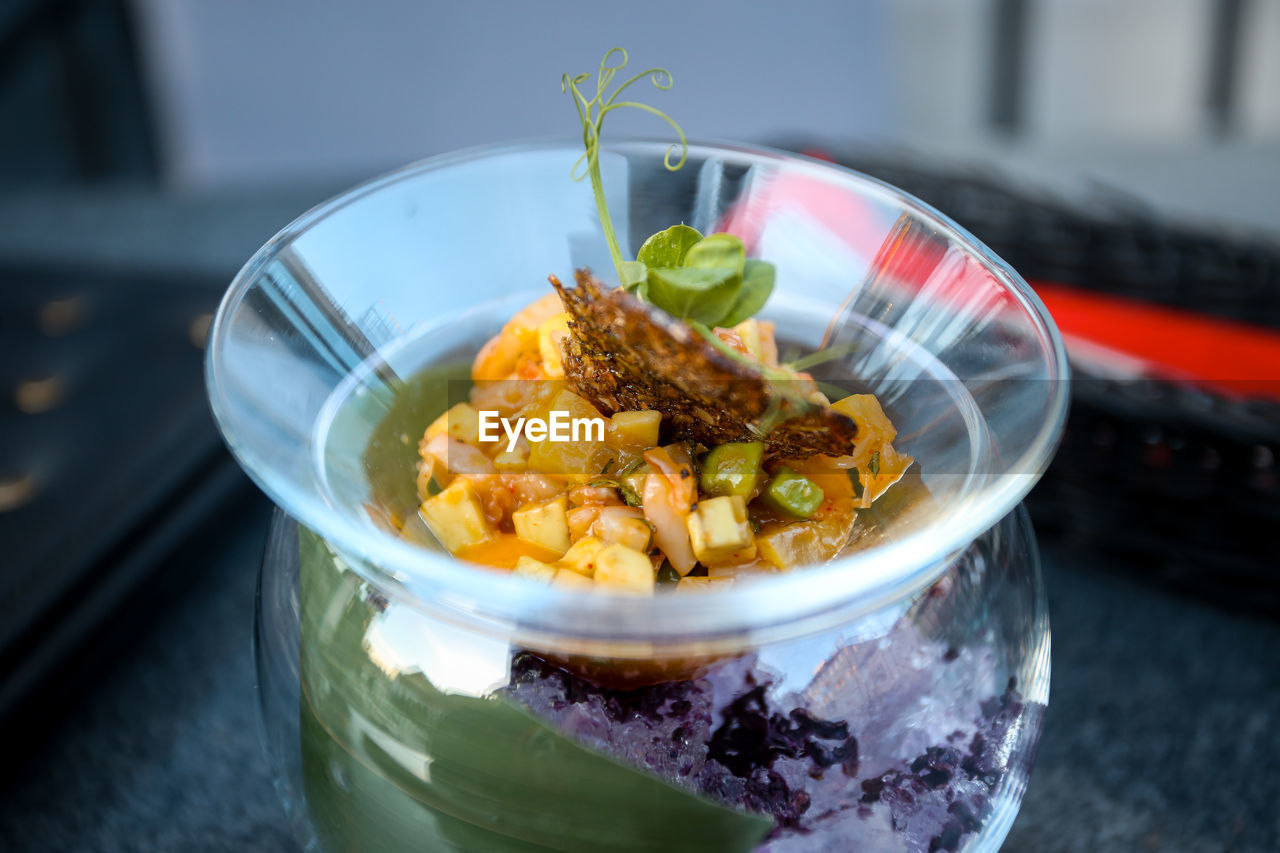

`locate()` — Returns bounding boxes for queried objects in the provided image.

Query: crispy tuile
[551,269,857,459]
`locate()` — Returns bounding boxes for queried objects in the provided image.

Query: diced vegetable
[420,433,497,489]
[537,312,572,378]
[699,442,764,499]
[526,389,609,475]
[675,576,735,592]
[592,544,656,595]
[552,568,594,590]
[492,446,529,472]
[756,521,827,570]
[686,495,753,564]
[425,402,486,447]
[606,410,662,449]
[730,319,777,365]
[705,562,773,580]
[512,555,556,583]
[558,536,606,577]
[420,478,493,553]
[759,467,824,519]
[702,539,758,568]
[512,495,571,556]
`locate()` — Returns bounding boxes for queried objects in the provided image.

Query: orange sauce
[456,534,561,570]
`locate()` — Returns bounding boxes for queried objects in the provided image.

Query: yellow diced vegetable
[552,568,595,590]
[592,544,656,595]
[731,319,769,363]
[548,388,605,424]
[558,535,606,577]
[756,522,827,570]
[606,410,662,449]
[425,402,485,447]
[675,576,735,592]
[419,478,493,553]
[537,312,572,378]
[492,447,529,472]
[526,390,610,476]
[702,540,758,568]
[513,555,556,584]
[706,562,774,579]
[686,495,753,564]
[512,496,571,556]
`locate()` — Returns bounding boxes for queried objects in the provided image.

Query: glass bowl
[208,139,1068,852]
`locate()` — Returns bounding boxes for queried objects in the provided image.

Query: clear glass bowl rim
[206,137,1070,644]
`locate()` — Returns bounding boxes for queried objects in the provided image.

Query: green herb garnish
[616,457,644,478]
[869,450,881,476]
[588,476,643,507]
[563,49,774,329]
[655,560,682,586]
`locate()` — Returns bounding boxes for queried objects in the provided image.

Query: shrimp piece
[508,291,565,333]
[568,484,623,507]
[643,446,697,514]
[507,472,563,505]
[464,474,515,527]
[592,506,652,552]
[472,331,522,381]
[472,292,564,381]
[567,505,602,542]
[643,472,695,574]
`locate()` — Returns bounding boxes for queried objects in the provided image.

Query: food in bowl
[410,49,912,591]
[277,49,1049,853]
[414,270,912,589]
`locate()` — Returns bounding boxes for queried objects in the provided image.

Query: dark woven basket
[798,145,1280,613]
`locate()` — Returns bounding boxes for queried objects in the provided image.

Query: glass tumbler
[207,140,1069,852]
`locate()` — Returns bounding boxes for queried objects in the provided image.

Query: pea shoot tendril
[562,48,687,279]
[562,49,812,427]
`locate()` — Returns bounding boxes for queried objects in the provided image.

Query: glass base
[255,506,1049,853]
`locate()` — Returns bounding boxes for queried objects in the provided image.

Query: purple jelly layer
[501,644,1033,852]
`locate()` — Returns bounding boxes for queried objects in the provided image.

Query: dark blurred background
[0,1,1277,851]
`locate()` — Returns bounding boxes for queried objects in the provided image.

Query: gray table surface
[0,503,1276,852]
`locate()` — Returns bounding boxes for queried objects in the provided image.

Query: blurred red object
[1030,281,1280,401]
[727,153,1280,401]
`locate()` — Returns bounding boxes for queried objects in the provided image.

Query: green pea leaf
[636,224,702,269]
[716,259,775,327]
[647,266,740,325]
[683,233,745,280]
[620,260,648,293]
